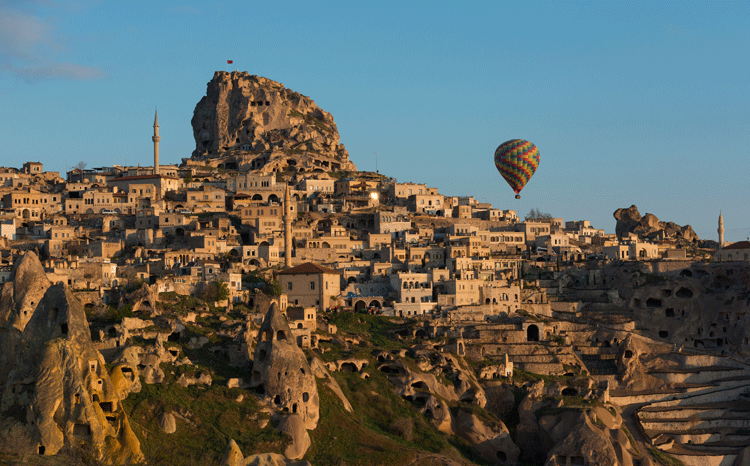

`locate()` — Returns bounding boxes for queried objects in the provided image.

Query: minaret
[284,184,293,267]
[152,109,160,175]
[718,212,725,248]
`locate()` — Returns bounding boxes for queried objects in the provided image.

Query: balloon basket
[515,194,521,199]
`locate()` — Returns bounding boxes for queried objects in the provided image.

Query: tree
[73,161,87,171]
[184,172,193,184]
[264,279,283,296]
[203,280,229,302]
[525,208,552,222]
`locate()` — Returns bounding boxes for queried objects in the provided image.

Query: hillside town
[2,72,750,466]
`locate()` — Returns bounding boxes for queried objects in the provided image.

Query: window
[287,282,293,291]
[310,281,315,290]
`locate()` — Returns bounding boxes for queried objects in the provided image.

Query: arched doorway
[527,324,540,342]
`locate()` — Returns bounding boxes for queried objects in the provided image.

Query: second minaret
[152,109,160,175]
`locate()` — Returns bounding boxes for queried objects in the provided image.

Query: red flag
[227,60,233,64]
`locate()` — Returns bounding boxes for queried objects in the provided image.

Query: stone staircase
[630,358,750,466]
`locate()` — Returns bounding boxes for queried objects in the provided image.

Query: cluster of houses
[0,161,718,319]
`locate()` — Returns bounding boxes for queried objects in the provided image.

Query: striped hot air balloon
[494,139,540,199]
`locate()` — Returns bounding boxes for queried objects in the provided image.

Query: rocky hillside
[613,205,698,243]
[188,71,357,174]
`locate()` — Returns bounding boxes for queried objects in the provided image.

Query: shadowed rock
[0,283,143,463]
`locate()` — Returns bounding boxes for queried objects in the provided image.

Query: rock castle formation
[188,71,357,174]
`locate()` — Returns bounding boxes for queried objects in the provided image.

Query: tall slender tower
[284,184,293,267]
[718,212,725,248]
[152,109,160,175]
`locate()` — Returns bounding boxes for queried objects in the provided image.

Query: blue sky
[1,0,748,240]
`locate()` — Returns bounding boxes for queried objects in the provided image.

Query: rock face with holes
[543,410,633,466]
[451,409,520,465]
[0,283,143,464]
[221,438,313,466]
[189,71,357,174]
[250,303,319,431]
[0,251,52,384]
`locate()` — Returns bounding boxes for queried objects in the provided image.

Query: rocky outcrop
[451,409,519,465]
[276,414,310,460]
[0,252,52,383]
[250,303,319,431]
[221,438,312,466]
[310,357,352,412]
[189,71,357,174]
[613,205,698,243]
[0,283,143,464]
[616,334,670,392]
[543,411,633,466]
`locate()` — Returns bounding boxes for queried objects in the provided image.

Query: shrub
[389,417,414,441]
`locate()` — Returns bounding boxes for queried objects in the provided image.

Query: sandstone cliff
[0,251,52,383]
[0,282,143,464]
[189,71,357,174]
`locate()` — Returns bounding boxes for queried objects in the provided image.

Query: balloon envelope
[494,139,540,195]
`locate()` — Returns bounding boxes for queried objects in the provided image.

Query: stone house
[80,259,118,287]
[452,205,472,219]
[375,211,411,236]
[44,239,66,258]
[239,204,283,226]
[481,230,525,254]
[188,233,221,254]
[64,185,132,215]
[535,232,571,252]
[278,262,342,311]
[3,188,63,220]
[297,178,334,196]
[390,272,436,317]
[438,278,483,307]
[446,235,484,259]
[21,162,43,175]
[334,178,378,196]
[479,282,520,314]
[406,245,445,269]
[387,182,430,205]
[158,212,191,236]
[603,240,659,260]
[228,172,278,192]
[408,193,445,214]
[90,239,124,259]
[714,241,750,262]
[0,168,29,188]
[107,174,180,200]
[185,185,226,213]
[0,218,16,240]
[517,221,552,246]
[286,306,317,331]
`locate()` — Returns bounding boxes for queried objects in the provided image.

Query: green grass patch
[326,312,406,350]
[648,447,684,466]
[122,379,287,466]
[306,369,478,465]
[621,425,636,450]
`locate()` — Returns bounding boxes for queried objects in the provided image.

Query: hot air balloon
[494,139,540,199]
